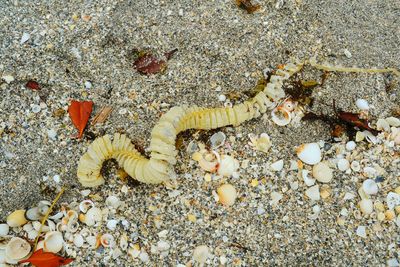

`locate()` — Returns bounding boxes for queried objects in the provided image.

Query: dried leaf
[91,106,113,125]
[133,49,177,75]
[68,100,93,138]
[26,80,40,90]
[235,0,261,14]
[19,249,73,267]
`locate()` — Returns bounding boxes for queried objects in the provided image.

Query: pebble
[53,174,61,183]
[305,185,320,201]
[359,199,373,215]
[270,159,284,171]
[193,245,210,264]
[356,226,367,238]
[355,99,369,110]
[343,49,352,58]
[47,129,57,140]
[312,162,333,183]
[2,74,14,83]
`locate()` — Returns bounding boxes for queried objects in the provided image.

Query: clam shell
[73,234,84,248]
[79,200,95,213]
[84,207,102,226]
[217,184,237,206]
[6,210,28,227]
[100,234,115,248]
[270,159,284,172]
[0,224,9,237]
[106,220,118,231]
[210,131,226,149]
[193,245,210,264]
[305,185,320,201]
[359,199,373,215]
[5,237,31,263]
[337,158,350,171]
[296,143,322,165]
[386,117,400,127]
[43,231,64,253]
[25,207,42,221]
[312,162,333,183]
[105,196,121,209]
[271,106,291,126]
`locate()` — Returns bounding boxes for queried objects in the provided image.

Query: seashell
[248,133,272,153]
[79,200,95,213]
[6,210,28,227]
[281,99,296,112]
[119,234,128,251]
[386,117,400,127]
[271,106,291,126]
[217,184,237,206]
[345,141,356,151]
[363,167,377,178]
[270,159,284,172]
[302,170,315,186]
[355,131,364,142]
[83,207,102,226]
[296,143,322,165]
[36,240,45,251]
[270,191,283,206]
[0,224,9,237]
[157,240,170,251]
[390,127,400,145]
[363,130,378,144]
[376,118,390,132]
[350,161,361,172]
[312,162,333,183]
[32,221,50,233]
[305,185,320,201]
[193,245,210,264]
[196,153,218,173]
[362,179,379,195]
[49,212,64,221]
[66,220,79,233]
[5,237,31,264]
[38,201,51,216]
[337,158,350,171]
[25,207,42,221]
[359,199,373,215]
[355,99,369,110]
[385,210,396,221]
[106,220,118,231]
[105,196,121,209]
[386,192,400,210]
[100,234,115,248]
[27,229,39,240]
[210,131,226,149]
[217,155,239,177]
[73,234,84,248]
[43,231,64,253]
[0,249,5,264]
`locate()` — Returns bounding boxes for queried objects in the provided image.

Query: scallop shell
[6,210,28,227]
[43,231,64,253]
[100,234,115,248]
[296,143,322,165]
[5,237,31,264]
[271,106,291,126]
[0,224,9,237]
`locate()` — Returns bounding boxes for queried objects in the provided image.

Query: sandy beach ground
[1,0,399,266]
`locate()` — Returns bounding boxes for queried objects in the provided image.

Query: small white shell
[0,224,9,237]
[25,207,42,221]
[312,162,333,183]
[363,167,377,178]
[345,141,356,151]
[27,229,39,240]
[100,234,115,248]
[302,170,315,187]
[376,118,390,132]
[305,185,320,201]
[359,199,373,215]
[5,237,31,263]
[350,161,361,172]
[337,158,350,171]
[270,159,284,172]
[217,155,239,177]
[119,234,128,251]
[217,184,237,206]
[44,231,64,253]
[248,133,272,153]
[6,210,28,227]
[86,236,98,248]
[105,196,121,209]
[362,179,378,195]
[73,234,84,248]
[32,221,50,232]
[386,192,400,210]
[270,191,283,206]
[193,245,210,264]
[355,99,369,110]
[386,117,400,127]
[271,106,291,126]
[106,220,118,231]
[79,200,95,213]
[210,131,226,149]
[84,207,102,226]
[296,143,322,165]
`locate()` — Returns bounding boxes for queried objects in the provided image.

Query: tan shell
[5,237,31,264]
[43,231,64,253]
[6,210,28,227]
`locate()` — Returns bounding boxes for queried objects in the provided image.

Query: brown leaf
[133,49,177,75]
[91,106,113,125]
[26,80,40,90]
[68,100,93,138]
[19,249,74,267]
[235,0,261,13]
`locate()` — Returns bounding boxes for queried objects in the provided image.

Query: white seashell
[386,192,400,210]
[305,185,320,201]
[84,207,102,226]
[345,141,356,151]
[343,192,355,201]
[139,251,150,262]
[337,158,350,171]
[359,199,373,215]
[270,192,283,206]
[5,237,31,264]
[0,224,9,237]
[289,160,298,170]
[106,220,118,231]
[355,131,364,142]
[193,245,210,264]
[363,130,378,144]
[36,240,44,251]
[296,143,322,165]
[217,184,237,206]
[27,229,39,240]
[210,132,226,149]
[66,220,79,233]
[6,210,28,227]
[248,133,272,153]
[217,155,239,177]
[350,161,361,172]
[157,240,170,251]
[86,236,97,248]
[270,159,284,171]
[44,231,64,253]
[356,226,367,238]
[362,179,379,195]
[26,207,42,221]
[79,200,95,213]
[22,223,33,232]
[105,196,121,209]
[302,170,315,186]
[100,234,115,248]
[355,99,369,110]
[391,127,400,145]
[32,220,51,232]
[363,167,377,178]
[49,212,64,221]
[37,201,51,216]
[376,118,390,132]
[385,117,400,127]
[119,234,128,251]
[73,234,84,248]
[0,249,5,264]
[312,162,333,183]
[271,106,291,126]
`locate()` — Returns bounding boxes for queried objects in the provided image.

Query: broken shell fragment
[296,143,322,165]
[6,210,28,227]
[25,207,43,221]
[355,99,369,110]
[193,245,210,264]
[359,199,373,215]
[217,184,237,206]
[100,234,115,248]
[105,196,121,209]
[302,170,316,186]
[210,131,226,149]
[83,207,102,226]
[312,162,333,183]
[305,185,320,201]
[270,159,284,171]
[79,200,95,213]
[362,179,378,195]
[337,158,350,171]
[43,231,64,253]
[271,106,291,126]
[217,155,239,177]
[5,237,31,264]
[248,133,272,153]
[0,224,9,237]
[73,234,84,248]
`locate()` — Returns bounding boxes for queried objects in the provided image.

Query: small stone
[312,162,333,183]
[270,191,283,206]
[20,32,31,44]
[343,49,352,58]
[53,174,61,183]
[362,179,378,195]
[193,245,210,264]
[47,129,57,140]
[218,94,226,102]
[337,158,350,171]
[356,226,367,238]
[2,74,14,83]
[270,159,284,171]
[359,199,373,215]
[305,185,320,201]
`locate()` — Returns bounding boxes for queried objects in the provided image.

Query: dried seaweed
[235,0,261,13]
